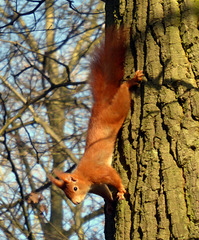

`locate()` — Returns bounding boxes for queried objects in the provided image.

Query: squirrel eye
[74,186,78,191]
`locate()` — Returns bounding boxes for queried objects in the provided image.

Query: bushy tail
[90,27,127,106]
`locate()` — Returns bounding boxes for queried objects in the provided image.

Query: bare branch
[0,0,46,29]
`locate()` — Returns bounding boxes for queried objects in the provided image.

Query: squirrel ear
[71,176,77,182]
[53,169,72,183]
[48,174,65,188]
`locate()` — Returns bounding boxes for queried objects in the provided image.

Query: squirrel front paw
[117,189,126,200]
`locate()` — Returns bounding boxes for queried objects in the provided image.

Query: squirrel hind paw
[117,189,126,200]
[135,70,144,83]
[128,70,144,87]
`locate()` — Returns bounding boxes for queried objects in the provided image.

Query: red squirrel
[49,27,143,205]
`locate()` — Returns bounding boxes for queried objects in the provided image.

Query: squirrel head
[49,169,90,205]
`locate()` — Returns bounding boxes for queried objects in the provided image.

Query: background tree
[0,0,106,239]
[105,0,199,239]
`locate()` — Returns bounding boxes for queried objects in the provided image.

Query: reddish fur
[49,27,143,205]
[90,28,126,106]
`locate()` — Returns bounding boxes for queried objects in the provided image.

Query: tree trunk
[44,0,65,237]
[105,0,199,239]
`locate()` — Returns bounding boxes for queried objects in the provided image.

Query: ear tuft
[71,176,77,182]
[48,174,65,189]
[53,169,72,183]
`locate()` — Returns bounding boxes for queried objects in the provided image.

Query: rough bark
[105,0,199,239]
